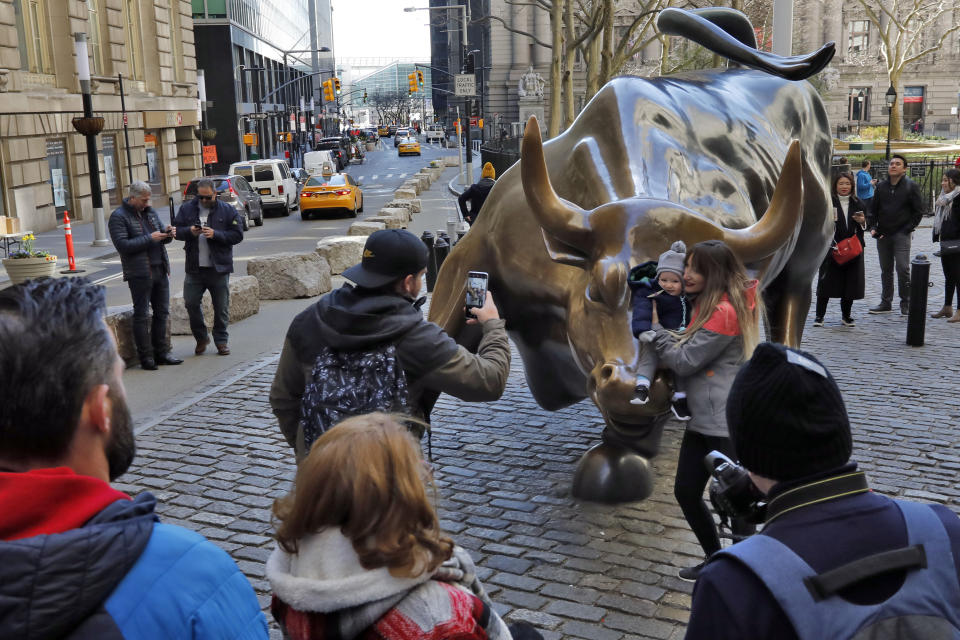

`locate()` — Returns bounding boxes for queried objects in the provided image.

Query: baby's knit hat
[656,241,687,278]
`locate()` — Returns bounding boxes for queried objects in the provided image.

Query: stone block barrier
[393,188,417,200]
[364,215,406,229]
[348,221,386,236]
[169,275,260,335]
[315,235,365,274]
[384,199,421,214]
[246,253,332,299]
[379,207,411,223]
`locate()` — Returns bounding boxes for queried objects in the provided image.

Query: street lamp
[885,84,897,161]
[857,89,865,135]
[71,33,109,246]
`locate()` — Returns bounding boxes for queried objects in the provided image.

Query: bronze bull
[428,8,836,503]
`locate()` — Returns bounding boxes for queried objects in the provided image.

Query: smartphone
[464,271,489,319]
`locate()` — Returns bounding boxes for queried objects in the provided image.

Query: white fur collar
[266,529,431,613]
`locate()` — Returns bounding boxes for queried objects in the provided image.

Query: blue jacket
[685,465,960,640]
[855,169,874,200]
[0,491,268,639]
[628,262,689,336]
[174,199,243,274]
[108,200,172,281]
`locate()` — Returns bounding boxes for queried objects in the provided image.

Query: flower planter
[3,256,58,284]
[365,142,376,152]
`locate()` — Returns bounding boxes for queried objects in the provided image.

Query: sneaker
[678,558,709,582]
[841,317,855,327]
[900,303,910,316]
[868,302,892,314]
[812,318,824,327]
[629,384,650,406]
[670,396,692,421]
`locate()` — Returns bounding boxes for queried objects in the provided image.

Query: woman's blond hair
[272,412,452,577]
[678,240,763,359]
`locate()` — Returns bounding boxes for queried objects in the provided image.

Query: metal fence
[833,158,956,213]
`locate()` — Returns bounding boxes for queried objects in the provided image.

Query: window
[848,88,870,121]
[86,0,104,75]
[848,20,869,56]
[123,0,144,80]
[13,0,52,73]
[169,2,184,82]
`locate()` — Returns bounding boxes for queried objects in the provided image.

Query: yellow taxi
[397,136,421,156]
[377,125,390,137]
[299,173,364,220]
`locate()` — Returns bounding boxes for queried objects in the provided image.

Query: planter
[3,256,58,284]
[365,142,376,151]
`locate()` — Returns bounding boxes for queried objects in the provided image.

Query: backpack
[298,343,409,453]
[715,500,960,639]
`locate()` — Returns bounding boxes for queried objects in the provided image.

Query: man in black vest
[174,178,243,356]
[684,343,960,639]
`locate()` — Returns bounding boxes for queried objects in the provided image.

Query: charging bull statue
[428,7,837,503]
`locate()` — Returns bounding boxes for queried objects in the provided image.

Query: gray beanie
[656,241,687,278]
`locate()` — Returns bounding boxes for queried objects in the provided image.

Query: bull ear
[541,230,590,268]
[521,116,594,256]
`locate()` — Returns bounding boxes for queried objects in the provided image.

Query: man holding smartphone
[270,229,511,460]
[174,178,244,356]
[108,181,181,370]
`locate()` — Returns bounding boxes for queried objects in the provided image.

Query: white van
[303,150,336,177]
[227,159,297,215]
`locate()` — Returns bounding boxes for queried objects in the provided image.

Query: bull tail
[657,7,835,81]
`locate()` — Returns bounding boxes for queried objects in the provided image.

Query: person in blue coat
[855,159,875,208]
[0,278,268,640]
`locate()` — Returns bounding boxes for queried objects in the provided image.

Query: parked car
[378,125,390,137]
[303,150,336,177]
[365,129,379,142]
[397,136,421,156]
[227,159,297,216]
[183,174,263,229]
[388,125,398,137]
[393,128,410,147]
[425,125,445,143]
[317,138,348,170]
[298,173,364,220]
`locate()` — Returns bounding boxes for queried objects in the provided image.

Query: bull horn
[722,140,804,264]
[521,116,592,252]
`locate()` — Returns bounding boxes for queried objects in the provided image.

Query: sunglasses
[197,195,214,201]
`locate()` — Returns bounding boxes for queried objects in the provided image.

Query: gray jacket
[652,285,756,437]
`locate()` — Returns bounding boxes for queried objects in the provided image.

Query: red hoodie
[0,467,130,541]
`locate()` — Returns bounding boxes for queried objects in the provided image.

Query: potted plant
[2,234,58,284]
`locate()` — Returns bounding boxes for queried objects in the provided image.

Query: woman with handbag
[814,173,867,327]
[931,169,960,322]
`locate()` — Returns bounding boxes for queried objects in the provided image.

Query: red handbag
[832,236,863,265]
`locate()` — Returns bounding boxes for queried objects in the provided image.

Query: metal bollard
[434,234,450,272]
[906,254,931,346]
[168,195,176,227]
[421,231,437,292]
[457,229,467,244]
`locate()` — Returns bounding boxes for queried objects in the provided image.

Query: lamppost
[405,4,472,183]
[71,33,109,246]
[885,84,897,161]
[857,89,865,135]
[236,65,266,161]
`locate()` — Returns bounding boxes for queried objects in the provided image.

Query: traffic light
[416,69,424,87]
[363,89,368,104]
[322,79,334,102]
[334,77,341,95]
[407,72,418,93]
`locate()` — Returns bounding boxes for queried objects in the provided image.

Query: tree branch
[474,14,553,48]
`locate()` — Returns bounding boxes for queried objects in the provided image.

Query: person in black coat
[814,173,866,327]
[931,169,960,323]
[458,163,496,226]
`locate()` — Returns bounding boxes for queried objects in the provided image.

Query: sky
[330,0,432,60]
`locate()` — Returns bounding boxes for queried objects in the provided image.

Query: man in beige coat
[270,229,510,459]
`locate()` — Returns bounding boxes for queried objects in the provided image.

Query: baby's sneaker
[671,396,692,421]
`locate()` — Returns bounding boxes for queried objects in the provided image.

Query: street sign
[247,112,269,120]
[455,74,476,96]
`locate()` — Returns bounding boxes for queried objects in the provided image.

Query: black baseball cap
[342,229,429,289]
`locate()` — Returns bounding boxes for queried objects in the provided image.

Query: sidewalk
[0,203,175,284]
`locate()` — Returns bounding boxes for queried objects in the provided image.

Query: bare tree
[853,0,960,140]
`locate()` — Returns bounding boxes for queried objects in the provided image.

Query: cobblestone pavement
[114,221,960,640]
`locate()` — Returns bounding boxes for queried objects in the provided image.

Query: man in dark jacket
[457,162,496,226]
[270,229,511,459]
[684,343,960,639]
[108,181,182,370]
[0,278,268,639]
[173,178,243,356]
[866,154,925,315]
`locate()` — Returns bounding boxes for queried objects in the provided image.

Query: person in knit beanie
[481,162,496,180]
[628,241,692,420]
[726,342,852,482]
[458,163,497,226]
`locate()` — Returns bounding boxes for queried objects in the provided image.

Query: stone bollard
[394,188,417,200]
[379,207,411,223]
[315,235,366,274]
[364,215,406,229]
[384,199,421,214]
[348,221,386,235]
[169,275,260,334]
[247,253,332,299]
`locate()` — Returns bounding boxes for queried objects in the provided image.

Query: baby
[627,241,691,420]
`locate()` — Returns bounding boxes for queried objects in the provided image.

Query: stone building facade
[0,0,200,233]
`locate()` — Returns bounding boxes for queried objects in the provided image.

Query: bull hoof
[571,442,654,504]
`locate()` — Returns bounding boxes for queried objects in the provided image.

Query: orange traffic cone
[61,211,85,274]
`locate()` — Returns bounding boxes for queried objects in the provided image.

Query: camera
[705,450,767,528]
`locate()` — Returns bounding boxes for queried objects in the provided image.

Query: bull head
[520,115,803,428]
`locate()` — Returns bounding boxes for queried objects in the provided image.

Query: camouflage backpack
[298,343,409,452]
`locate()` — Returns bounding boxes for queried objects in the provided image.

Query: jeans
[127,265,170,359]
[183,268,231,345]
[876,231,912,305]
